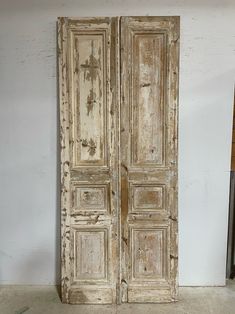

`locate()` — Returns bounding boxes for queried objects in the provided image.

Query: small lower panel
[128,287,174,303]
[69,287,114,304]
[72,228,108,282]
[131,227,168,281]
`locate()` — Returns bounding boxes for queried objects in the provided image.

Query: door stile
[58,17,71,303]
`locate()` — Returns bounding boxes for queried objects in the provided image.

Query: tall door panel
[120,16,179,303]
[59,16,179,305]
[58,17,120,304]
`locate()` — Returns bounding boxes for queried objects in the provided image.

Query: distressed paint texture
[120,16,179,303]
[58,17,120,304]
[133,33,165,165]
[72,33,105,165]
[59,16,179,304]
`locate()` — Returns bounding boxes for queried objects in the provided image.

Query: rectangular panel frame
[129,182,166,213]
[131,31,168,167]
[69,28,109,169]
[71,226,110,283]
[129,224,169,283]
[71,182,110,214]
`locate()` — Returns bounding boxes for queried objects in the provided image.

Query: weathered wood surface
[120,16,179,303]
[58,16,179,304]
[58,17,120,304]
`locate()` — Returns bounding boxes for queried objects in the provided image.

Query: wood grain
[120,16,179,303]
[58,17,120,304]
[58,16,179,304]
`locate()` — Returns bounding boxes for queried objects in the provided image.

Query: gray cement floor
[0,281,235,314]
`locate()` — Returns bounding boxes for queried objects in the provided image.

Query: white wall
[0,0,234,286]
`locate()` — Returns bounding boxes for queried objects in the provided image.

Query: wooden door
[58,17,120,304]
[58,16,179,304]
[120,16,179,303]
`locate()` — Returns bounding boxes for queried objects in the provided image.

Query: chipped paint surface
[59,16,179,304]
[120,16,179,303]
[59,17,120,304]
[73,30,105,165]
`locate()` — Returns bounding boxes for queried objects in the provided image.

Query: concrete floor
[0,281,235,314]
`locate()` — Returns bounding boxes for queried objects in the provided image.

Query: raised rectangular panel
[130,227,168,281]
[72,184,109,213]
[72,228,108,282]
[70,30,108,167]
[131,32,167,166]
[131,184,165,212]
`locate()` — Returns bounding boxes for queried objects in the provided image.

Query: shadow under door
[58,16,179,304]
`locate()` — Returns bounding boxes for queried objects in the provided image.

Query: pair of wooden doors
[58,16,179,304]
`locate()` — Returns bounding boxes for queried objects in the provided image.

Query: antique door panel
[120,16,179,302]
[58,17,120,304]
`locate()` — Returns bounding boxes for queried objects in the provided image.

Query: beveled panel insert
[72,184,109,213]
[73,228,108,281]
[70,30,108,167]
[130,184,165,212]
[131,227,168,281]
[131,32,166,166]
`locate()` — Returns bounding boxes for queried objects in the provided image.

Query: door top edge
[57,16,180,20]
